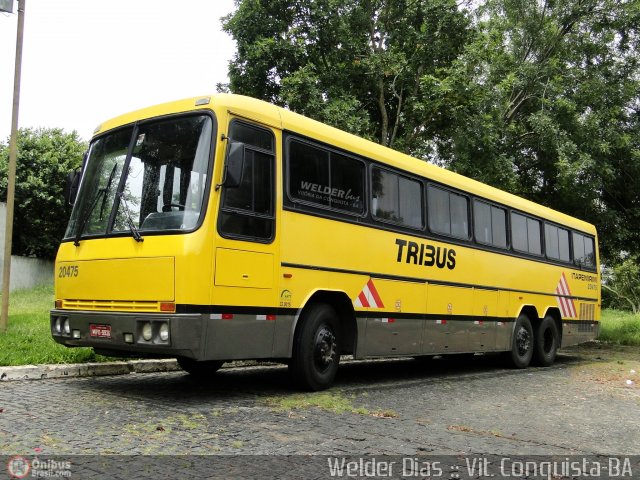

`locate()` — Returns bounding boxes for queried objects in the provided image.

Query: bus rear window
[573,232,595,269]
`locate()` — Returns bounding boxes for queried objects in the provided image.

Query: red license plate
[89,324,111,339]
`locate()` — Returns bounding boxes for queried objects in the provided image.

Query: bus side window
[218,121,275,242]
[474,200,507,249]
[371,167,423,229]
[428,185,469,239]
[511,212,542,256]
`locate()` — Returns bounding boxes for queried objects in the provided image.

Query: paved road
[0,349,639,478]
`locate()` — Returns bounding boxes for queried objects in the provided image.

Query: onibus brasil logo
[7,455,30,479]
[7,453,71,478]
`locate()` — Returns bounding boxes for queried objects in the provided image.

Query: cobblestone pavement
[0,348,638,478]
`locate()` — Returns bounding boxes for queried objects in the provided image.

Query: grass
[0,285,114,366]
[600,309,640,346]
[263,391,397,418]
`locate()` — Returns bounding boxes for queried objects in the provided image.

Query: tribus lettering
[395,239,456,270]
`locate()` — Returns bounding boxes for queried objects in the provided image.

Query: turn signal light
[55,300,63,309]
[160,302,175,312]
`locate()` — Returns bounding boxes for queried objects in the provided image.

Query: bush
[0,128,86,259]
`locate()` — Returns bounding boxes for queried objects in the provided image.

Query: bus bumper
[50,309,205,360]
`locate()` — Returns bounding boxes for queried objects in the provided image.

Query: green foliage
[600,309,640,345]
[438,0,640,261]
[222,0,640,262]
[0,128,86,259]
[602,255,640,314]
[221,0,470,148]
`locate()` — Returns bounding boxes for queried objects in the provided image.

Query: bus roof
[95,93,596,236]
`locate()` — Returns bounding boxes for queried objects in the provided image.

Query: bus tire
[177,357,224,377]
[289,303,341,391]
[532,315,560,366]
[506,314,534,368]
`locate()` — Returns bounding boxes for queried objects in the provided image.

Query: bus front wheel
[506,314,534,368]
[289,303,341,391]
[177,357,224,377]
[532,315,560,366]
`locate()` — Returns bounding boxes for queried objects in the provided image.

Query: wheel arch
[288,289,357,357]
[515,304,539,323]
[511,304,539,339]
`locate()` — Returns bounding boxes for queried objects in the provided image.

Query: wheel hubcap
[314,326,336,372]
[516,327,531,357]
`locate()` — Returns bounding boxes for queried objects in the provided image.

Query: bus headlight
[159,322,170,342]
[142,322,153,341]
[54,317,62,334]
[63,318,71,335]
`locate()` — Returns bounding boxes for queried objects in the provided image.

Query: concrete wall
[0,203,55,291]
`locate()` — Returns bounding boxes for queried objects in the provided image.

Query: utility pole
[1,0,26,333]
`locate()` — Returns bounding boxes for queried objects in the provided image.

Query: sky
[0,0,237,141]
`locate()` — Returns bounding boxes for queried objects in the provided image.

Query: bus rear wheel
[506,314,534,368]
[177,357,224,377]
[532,315,560,366]
[289,303,341,391]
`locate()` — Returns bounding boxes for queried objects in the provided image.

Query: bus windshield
[65,114,213,240]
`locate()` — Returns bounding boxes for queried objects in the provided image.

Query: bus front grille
[61,299,163,313]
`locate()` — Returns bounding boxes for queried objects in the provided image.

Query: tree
[0,128,86,259]
[222,0,640,262]
[428,0,640,261]
[602,254,640,313]
[221,0,471,150]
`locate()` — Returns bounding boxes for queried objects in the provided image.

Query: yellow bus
[51,94,600,390]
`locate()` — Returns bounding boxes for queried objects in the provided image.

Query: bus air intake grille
[61,300,163,313]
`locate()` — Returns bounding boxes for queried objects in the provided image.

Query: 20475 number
[58,265,79,278]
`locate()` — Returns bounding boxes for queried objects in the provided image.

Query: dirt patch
[564,342,639,399]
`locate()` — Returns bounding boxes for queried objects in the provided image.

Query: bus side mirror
[218,141,245,190]
[65,168,81,206]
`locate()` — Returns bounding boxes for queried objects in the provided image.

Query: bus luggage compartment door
[423,284,471,354]
[214,248,274,290]
[210,247,276,359]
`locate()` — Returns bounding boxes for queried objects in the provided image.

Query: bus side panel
[495,291,511,350]
[561,300,599,347]
[470,288,498,352]
[357,279,426,357]
[203,313,277,360]
[424,284,474,353]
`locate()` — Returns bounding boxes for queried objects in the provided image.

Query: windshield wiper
[73,188,104,246]
[117,192,143,242]
[73,164,118,246]
[99,163,118,220]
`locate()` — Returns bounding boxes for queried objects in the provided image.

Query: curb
[0,359,181,382]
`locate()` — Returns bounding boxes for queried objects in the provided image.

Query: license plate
[89,324,111,339]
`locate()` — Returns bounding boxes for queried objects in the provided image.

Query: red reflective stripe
[221,313,233,320]
[367,279,384,308]
[266,314,276,321]
[560,273,577,317]
[357,291,370,308]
